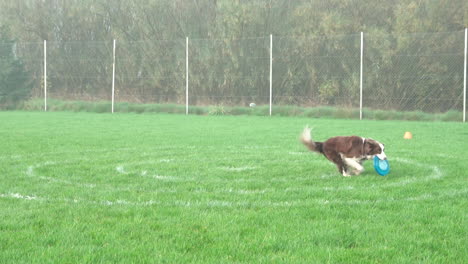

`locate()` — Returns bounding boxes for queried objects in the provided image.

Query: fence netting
[364,31,465,113]
[189,37,270,106]
[116,39,185,104]
[273,34,361,109]
[1,30,466,117]
[47,41,113,102]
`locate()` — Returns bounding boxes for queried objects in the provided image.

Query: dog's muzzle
[376,152,387,160]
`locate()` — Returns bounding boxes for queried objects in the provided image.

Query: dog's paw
[342,171,352,177]
[352,167,364,175]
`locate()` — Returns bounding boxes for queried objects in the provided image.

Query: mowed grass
[0,112,466,263]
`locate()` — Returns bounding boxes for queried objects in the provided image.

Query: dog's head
[364,139,386,160]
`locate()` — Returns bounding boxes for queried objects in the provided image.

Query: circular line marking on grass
[288,151,308,155]
[218,166,257,172]
[24,161,97,188]
[26,161,58,176]
[2,188,467,207]
[23,157,443,192]
[115,165,180,181]
[377,157,443,188]
[17,154,447,207]
[0,193,40,200]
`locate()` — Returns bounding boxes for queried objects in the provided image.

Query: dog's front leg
[343,157,364,175]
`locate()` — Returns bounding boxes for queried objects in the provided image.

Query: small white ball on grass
[249,103,256,107]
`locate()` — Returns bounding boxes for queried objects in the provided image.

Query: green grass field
[1,112,467,263]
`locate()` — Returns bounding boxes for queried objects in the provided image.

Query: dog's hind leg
[325,151,350,177]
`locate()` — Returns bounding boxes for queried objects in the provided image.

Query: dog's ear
[363,141,373,154]
[364,139,378,155]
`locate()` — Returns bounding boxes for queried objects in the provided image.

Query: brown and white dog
[300,127,386,177]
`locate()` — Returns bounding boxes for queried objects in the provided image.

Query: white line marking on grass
[222,188,268,195]
[25,161,58,176]
[319,188,468,205]
[102,200,134,206]
[2,188,466,207]
[0,193,39,200]
[22,157,444,193]
[150,175,178,181]
[158,159,174,163]
[319,173,338,179]
[38,176,96,188]
[25,161,97,188]
[206,200,234,207]
[26,166,34,176]
[190,188,269,195]
[139,171,179,181]
[288,151,308,155]
[378,157,443,188]
[124,159,175,166]
[434,153,455,159]
[116,166,127,174]
[0,154,23,161]
[219,166,257,172]
[73,188,468,207]
[117,160,174,176]
[16,156,448,207]
[284,185,356,193]
[2,148,135,162]
[393,157,442,178]
[238,146,278,150]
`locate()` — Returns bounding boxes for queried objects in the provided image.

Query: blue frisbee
[373,156,390,176]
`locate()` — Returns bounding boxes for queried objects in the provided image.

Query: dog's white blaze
[376,143,387,160]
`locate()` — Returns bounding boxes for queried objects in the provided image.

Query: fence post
[269,34,273,116]
[186,37,189,115]
[44,40,47,112]
[360,32,363,120]
[463,28,467,122]
[111,39,116,113]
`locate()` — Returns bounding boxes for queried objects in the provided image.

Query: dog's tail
[300,126,324,154]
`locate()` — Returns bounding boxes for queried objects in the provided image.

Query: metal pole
[112,39,116,113]
[186,37,189,115]
[463,28,467,122]
[44,40,47,112]
[270,34,273,116]
[360,32,363,120]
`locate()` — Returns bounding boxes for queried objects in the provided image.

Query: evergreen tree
[0,26,32,109]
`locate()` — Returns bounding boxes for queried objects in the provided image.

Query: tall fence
[2,30,467,121]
